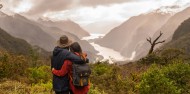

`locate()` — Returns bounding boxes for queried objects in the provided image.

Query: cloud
[79,0,132,6]
[25,0,134,15]
[27,0,73,15]
[1,0,33,14]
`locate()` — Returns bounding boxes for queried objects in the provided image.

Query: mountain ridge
[38,18,90,38]
[0,28,32,55]
[96,11,172,59]
[0,12,55,51]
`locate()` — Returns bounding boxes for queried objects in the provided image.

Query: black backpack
[71,62,91,87]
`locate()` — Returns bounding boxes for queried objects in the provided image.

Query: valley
[0,1,190,94]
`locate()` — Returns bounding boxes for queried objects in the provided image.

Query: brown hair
[70,42,85,60]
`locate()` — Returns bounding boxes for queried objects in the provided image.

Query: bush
[160,48,185,64]
[0,80,31,93]
[139,53,163,65]
[139,48,186,65]
[30,80,53,94]
[91,62,131,94]
[139,64,181,94]
[0,80,53,94]
[88,84,107,94]
[91,62,113,76]
[0,51,28,79]
[162,62,190,94]
[27,65,52,84]
[139,62,190,94]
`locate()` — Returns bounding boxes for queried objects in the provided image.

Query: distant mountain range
[0,11,98,61]
[96,11,172,59]
[0,28,32,55]
[0,12,55,51]
[38,18,90,39]
[163,17,190,56]
[136,6,190,60]
[1,5,190,62]
[96,6,190,60]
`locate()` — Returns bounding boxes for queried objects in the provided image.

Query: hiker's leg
[55,91,69,94]
[55,91,62,94]
[69,89,74,94]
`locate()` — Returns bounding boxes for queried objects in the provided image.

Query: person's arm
[52,60,70,76]
[83,53,89,63]
[51,55,53,69]
[64,50,87,64]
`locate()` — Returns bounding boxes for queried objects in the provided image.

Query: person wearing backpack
[51,36,87,94]
[52,42,91,94]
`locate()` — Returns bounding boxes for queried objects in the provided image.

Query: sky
[1,0,190,34]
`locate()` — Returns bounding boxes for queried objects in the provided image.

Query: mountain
[0,12,99,61]
[38,18,90,39]
[96,12,172,59]
[36,23,100,61]
[0,12,55,51]
[162,17,190,56]
[172,17,190,40]
[152,7,190,42]
[0,28,32,55]
[135,6,190,60]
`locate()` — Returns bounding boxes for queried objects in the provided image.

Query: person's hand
[52,68,55,71]
[83,52,87,57]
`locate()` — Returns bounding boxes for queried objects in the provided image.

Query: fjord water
[82,34,136,63]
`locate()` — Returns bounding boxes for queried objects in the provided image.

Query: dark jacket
[51,47,86,92]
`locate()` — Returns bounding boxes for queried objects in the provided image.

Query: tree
[147,31,165,55]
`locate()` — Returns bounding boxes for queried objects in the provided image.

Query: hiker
[51,35,87,94]
[52,42,90,94]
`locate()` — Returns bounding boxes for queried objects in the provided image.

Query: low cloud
[79,0,132,6]
[27,0,73,15]
[26,0,133,15]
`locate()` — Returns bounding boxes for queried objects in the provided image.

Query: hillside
[0,12,97,60]
[173,17,190,40]
[37,23,97,53]
[36,22,100,61]
[163,17,190,56]
[96,12,171,59]
[38,19,90,38]
[153,7,190,42]
[0,28,32,55]
[0,12,55,51]
[136,6,190,59]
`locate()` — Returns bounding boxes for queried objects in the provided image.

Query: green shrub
[30,80,53,94]
[0,51,28,79]
[88,84,107,94]
[0,80,53,94]
[91,62,131,94]
[27,65,52,84]
[139,53,163,65]
[162,62,190,94]
[92,62,113,76]
[0,80,30,94]
[160,48,185,64]
[139,48,186,65]
[139,64,181,94]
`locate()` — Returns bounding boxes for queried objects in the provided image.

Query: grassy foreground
[0,48,190,94]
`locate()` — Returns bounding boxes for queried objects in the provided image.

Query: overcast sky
[1,0,190,34]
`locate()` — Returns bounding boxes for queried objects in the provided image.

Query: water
[82,34,135,63]
[90,42,126,63]
[82,34,104,40]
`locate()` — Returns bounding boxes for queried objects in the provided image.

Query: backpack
[71,62,91,87]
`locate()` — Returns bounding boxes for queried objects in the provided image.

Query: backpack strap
[80,79,83,86]
[69,74,73,81]
[74,52,88,63]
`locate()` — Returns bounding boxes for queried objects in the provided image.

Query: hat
[57,35,72,48]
